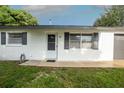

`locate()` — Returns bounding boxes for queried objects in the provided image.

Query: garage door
[114,34,124,59]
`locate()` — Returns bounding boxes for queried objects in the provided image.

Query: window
[68,33,98,49]
[8,33,22,44]
[48,35,55,50]
[81,34,92,48]
[69,34,81,48]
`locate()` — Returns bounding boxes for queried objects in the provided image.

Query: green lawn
[0,61,124,88]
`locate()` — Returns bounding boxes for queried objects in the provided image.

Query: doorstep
[19,60,124,68]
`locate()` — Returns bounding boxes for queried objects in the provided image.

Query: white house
[0,25,124,62]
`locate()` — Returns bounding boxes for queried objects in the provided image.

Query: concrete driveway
[20,60,124,68]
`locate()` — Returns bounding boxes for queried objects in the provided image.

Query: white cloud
[23,5,71,15]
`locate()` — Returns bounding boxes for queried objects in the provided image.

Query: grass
[0,61,124,88]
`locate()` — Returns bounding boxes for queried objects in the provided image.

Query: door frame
[46,32,58,60]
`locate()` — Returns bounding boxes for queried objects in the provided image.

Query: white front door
[47,34,57,60]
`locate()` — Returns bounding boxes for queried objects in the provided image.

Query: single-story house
[0,25,124,62]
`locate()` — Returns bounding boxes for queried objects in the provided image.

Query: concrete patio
[20,60,124,68]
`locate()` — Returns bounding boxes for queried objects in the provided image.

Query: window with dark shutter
[64,32,69,49]
[22,32,27,45]
[1,32,6,45]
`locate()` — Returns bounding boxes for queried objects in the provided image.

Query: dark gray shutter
[92,33,98,49]
[1,32,6,45]
[22,32,27,45]
[64,32,69,49]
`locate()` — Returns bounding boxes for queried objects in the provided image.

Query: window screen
[68,33,99,49]
[81,34,92,48]
[69,34,81,48]
[8,33,22,44]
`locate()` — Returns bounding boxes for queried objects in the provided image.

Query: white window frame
[6,32,23,46]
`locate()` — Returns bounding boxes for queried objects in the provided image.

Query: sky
[10,5,107,26]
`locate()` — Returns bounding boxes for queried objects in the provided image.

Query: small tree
[0,6,38,26]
